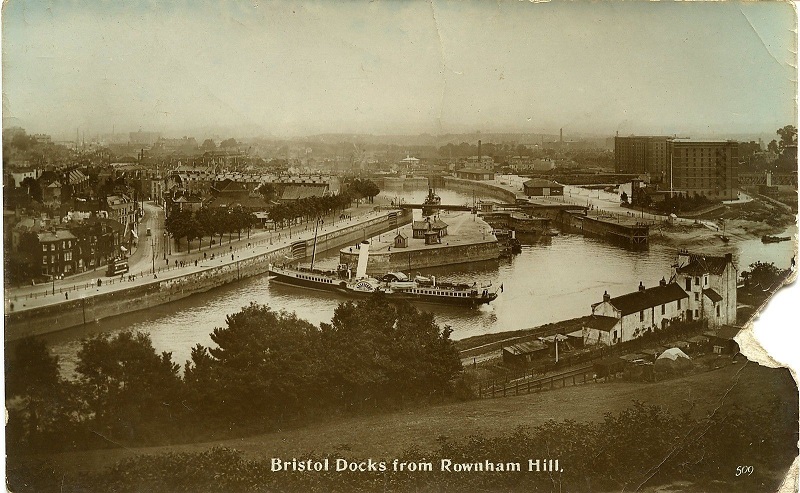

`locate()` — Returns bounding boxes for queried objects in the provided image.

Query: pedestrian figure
[204,252,207,259]
[232,254,235,261]
[65,292,69,300]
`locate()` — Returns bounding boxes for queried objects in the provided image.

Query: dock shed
[502,340,548,365]
[455,168,495,181]
[393,232,408,248]
[524,179,564,197]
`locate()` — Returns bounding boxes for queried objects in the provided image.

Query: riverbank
[4,208,411,340]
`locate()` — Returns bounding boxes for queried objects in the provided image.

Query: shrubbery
[6,294,463,453]
[7,400,796,493]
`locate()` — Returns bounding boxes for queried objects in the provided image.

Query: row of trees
[165,206,258,252]
[6,295,463,453]
[268,194,352,228]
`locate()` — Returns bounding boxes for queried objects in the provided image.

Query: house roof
[703,289,723,303]
[606,283,689,316]
[395,232,407,238]
[524,179,562,188]
[173,196,202,203]
[581,315,619,332]
[37,230,76,242]
[676,254,732,276]
[412,221,430,230]
[280,185,326,201]
[431,219,448,229]
[206,195,267,209]
[457,168,494,174]
[503,340,547,356]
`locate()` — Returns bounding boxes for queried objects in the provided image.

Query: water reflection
[42,187,796,376]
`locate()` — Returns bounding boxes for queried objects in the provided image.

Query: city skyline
[2,1,797,139]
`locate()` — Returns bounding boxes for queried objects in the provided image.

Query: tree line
[165,206,258,252]
[5,295,463,454]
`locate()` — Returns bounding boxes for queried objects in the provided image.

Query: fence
[478,365,596,399]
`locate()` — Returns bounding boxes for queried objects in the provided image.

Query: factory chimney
[477,140,482,164]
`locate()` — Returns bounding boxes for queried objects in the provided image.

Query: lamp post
[163,231,167,260]
[151,238,155,274]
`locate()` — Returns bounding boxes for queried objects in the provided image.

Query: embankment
[443,177,519,203]
[5,210,412,339]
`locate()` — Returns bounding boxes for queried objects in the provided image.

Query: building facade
[588,280,689,346]
[671,140,738,200]
[615,136,738,199]
[671,250,737,328]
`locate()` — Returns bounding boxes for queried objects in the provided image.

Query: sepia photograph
[2,1,799,491]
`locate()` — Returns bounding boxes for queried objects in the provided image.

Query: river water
[42,187,797,376]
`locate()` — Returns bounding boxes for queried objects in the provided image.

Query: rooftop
[676,253,733,276]
[602,282,688,316]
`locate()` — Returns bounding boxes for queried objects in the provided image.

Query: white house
[672,251,737,328]
[587,279,689,346]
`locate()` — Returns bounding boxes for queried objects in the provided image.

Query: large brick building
[615,136,738,200]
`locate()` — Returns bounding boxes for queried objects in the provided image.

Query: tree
[741,261,784,290]
[220,138,238,148]
[20,177,42,202]
[776,125,797,150]
[258,183,277,202]
[6,337,76,452]
[165,209,193,251]
[76,331,182,443]
[185,304,323,423]
[767,139,779,154]
[200,139,216,152]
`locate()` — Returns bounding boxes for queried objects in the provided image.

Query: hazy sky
[1,1,797,139]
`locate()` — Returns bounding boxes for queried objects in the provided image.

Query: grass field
[44,358,797,477]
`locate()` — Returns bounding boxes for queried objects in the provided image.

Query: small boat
[762,235,791,244]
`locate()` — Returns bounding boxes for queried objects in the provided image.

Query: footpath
[4,203,388,314]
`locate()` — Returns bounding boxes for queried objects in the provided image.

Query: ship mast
[310,217,322,270]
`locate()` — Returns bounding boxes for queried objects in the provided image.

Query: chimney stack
[638,281,645,292]
[659,277,667,287]
[725,253,733,263]
[603,291,610,302]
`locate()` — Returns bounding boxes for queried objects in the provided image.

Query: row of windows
[639,299,683,321]
[42,252,73,264]
[412,289,472,297]
[296,274,333,284]
[42,240,73,251]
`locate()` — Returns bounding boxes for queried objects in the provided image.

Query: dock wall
[340,240,500,276]
[442,177,519,203]
[5,210,411,340]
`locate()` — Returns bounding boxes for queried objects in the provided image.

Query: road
[127,202,167,275]
[4,203,388,313]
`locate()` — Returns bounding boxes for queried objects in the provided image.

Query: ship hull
[268,269,346,292]
[270,268,497,307]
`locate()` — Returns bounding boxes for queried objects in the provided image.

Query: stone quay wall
[339,240,500,277]
[5,210,411,340]
[442,177,519,203]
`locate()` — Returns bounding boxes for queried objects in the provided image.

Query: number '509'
[736,466,754,477]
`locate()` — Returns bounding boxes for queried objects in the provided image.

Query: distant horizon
[3,2,796,141]
[1,123,788,146]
